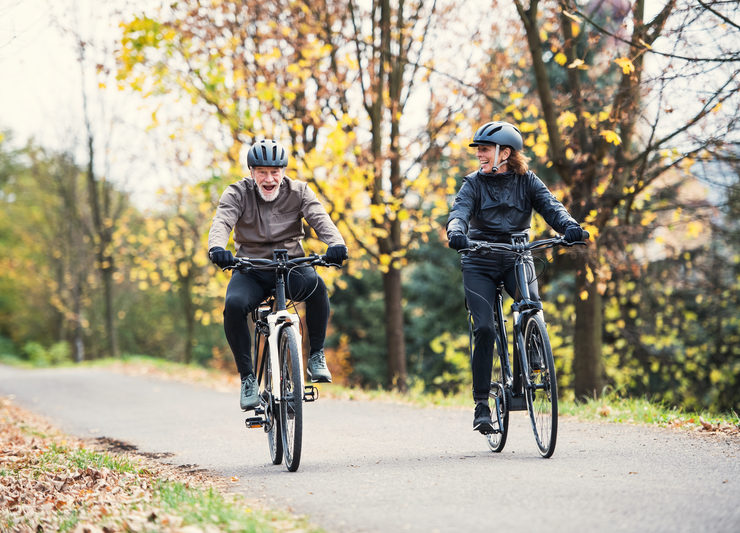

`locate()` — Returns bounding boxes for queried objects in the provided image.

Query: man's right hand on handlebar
[448,231,469,251]
[209,246,237,269]
[325,244,348,266]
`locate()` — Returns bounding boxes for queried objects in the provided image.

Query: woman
[446,121,585,433]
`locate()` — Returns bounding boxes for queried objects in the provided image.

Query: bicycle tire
[261,342,282,465]
[279,326,303,472]
[487,354,509,452]
[524,314,558,458]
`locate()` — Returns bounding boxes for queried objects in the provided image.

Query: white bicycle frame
[266,310,304,401]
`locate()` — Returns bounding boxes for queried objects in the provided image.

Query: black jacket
[447,170,577,241]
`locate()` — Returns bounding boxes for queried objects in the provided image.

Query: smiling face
[476,144,511,174]
[251,166,285,202]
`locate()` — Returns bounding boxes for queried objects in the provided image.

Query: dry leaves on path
[0,397,237,532]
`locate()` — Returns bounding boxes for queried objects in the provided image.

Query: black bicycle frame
[492,233,543,410]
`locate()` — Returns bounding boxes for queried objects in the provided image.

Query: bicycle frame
[464,232,587,455]
[486,234,543,411]
[468,232,564,412]
[251,250,305,402]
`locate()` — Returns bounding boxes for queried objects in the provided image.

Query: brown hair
[507,148,530,175]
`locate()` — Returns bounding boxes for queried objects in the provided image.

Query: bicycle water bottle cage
[510,232,528,252]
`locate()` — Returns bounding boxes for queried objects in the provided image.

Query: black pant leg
[462,266,500,402]
[223,271,271,378]
[285,266,329,354]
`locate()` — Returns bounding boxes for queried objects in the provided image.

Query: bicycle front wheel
[524,314,558,458]
[261,343,282,465]
[487,353,509,453]
[279,326,303,472]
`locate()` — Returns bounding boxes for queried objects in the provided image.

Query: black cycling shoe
[473,402,495,434]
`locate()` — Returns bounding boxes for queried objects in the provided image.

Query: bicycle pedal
[254,406,265,415]
[303,385,319,402]
[245,417,265,429]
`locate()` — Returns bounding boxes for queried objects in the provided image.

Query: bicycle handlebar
[462,234,588,255]
[224,253,342,271]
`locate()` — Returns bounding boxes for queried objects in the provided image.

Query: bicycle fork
[263,313,319,405]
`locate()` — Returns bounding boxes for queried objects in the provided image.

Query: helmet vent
[483,125,502,136]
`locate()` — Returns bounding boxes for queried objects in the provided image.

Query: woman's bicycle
[461,232,588,458]
[226,249,340,472]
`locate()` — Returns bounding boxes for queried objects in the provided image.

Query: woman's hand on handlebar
[564,226,589,243]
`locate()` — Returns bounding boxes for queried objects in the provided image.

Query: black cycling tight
[223,266,329,378]
[462,260,540,401]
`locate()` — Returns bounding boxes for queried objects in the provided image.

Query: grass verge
[0,397,321,532]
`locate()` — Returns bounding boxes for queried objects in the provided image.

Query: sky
[0,0,180,208]
[0,0,80,148]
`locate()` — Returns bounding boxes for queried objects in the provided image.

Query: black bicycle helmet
[247,139,288,167]
[469,121,523,151]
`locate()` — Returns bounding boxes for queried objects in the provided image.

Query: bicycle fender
[267,312,303,400]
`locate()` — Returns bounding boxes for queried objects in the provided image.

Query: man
[208,139,348,410]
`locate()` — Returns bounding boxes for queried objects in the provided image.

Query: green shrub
[22,341,72,366]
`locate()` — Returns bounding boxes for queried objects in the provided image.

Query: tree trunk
[73,272,86,363]
[383,265,407,391]
[100,263,119,358]
[573,257,604,399]
[181,273,194,364]
[80,43,119,359]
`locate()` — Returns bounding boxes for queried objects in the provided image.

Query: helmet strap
[490,145,510,173]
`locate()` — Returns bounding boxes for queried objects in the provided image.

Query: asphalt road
[1,365,738,532]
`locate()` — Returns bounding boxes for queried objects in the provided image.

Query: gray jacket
[447,170,577,241]
[208,176,345,259]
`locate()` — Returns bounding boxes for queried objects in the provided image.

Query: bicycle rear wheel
[279,326,303,472]
[487,353,509,453]
[524,314,558,458]
[261,343,282,465]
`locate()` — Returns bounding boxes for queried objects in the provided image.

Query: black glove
[448,232,469,250]
[564,225,586,243]
[325,244,348,265]
[209,247,237,269]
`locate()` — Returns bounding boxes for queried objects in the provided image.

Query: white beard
[258,186,280,202]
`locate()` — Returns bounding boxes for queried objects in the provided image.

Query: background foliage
[0,1,738,414]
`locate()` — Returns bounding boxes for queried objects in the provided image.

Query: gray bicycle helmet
[469,121,523,151]
[247,139,288,168]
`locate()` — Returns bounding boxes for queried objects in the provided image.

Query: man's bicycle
[226,249,340,472]
[461,232,588,458]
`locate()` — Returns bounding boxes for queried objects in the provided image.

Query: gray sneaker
[307,350,332,383]
[240,374,260,410]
